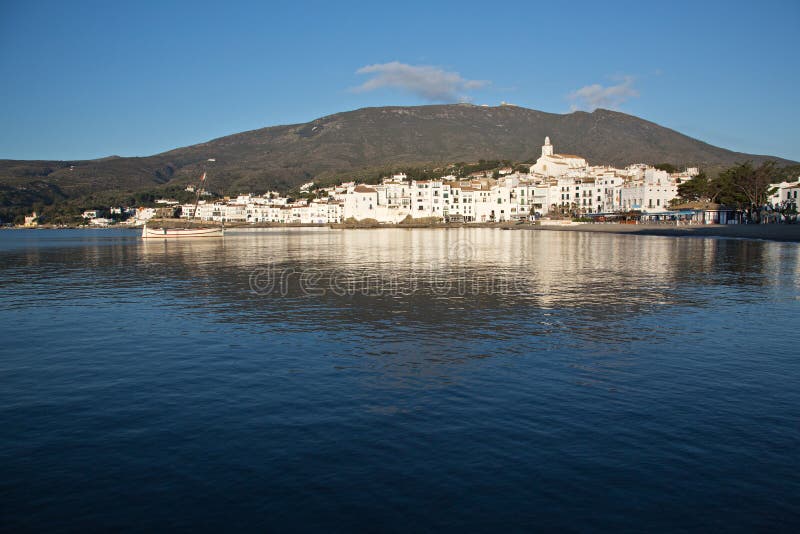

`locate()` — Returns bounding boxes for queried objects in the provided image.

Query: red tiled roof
[353,185,377,193]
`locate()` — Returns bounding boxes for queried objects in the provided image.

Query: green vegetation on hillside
[0,105,795,212]
[0,183,212,225]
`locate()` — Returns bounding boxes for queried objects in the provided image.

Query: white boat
[141,167,224,239]
[141,224,224,239]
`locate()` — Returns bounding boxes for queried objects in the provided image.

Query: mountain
[0,104,795,202]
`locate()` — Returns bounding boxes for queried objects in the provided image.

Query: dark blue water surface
[1,228,798,531]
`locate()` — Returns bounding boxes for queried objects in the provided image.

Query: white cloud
[353,62,489,102]
[568,75,639,111]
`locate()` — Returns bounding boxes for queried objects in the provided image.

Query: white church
[530,136,588,177]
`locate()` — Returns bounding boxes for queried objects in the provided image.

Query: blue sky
[1,0,798,161]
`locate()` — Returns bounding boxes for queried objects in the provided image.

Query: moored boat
[141,224,224,239]
[141,165,224,239]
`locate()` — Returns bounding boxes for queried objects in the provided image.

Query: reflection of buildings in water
[767,243,800,291]
[131,228,800,355]
[8,228,797,394]
[138,228,792,313]
[95,229,800,397]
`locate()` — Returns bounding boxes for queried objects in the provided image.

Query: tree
[654,163,679,173]
[678,162,781,209]
[677,171,710,201]
[515,164,532,173]
[715,161,777,208]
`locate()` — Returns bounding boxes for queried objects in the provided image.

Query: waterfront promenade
[526,223,800,242]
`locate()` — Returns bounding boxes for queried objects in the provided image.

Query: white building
[222,204,247,222]
[530,137,588,177]
[620,168,678,212]
[343,185,380,221]
[769,181,800,208]
[134,207,157,223]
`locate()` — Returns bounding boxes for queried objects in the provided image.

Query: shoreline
[326,221,800,242]
[5,222,799,243]
[522,223,800,242]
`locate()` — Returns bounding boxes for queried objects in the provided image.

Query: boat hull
[141,225,224,239]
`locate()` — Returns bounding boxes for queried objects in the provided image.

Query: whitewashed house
[621,168,678,212]
[769,181,800,207]
[343,185,380,221]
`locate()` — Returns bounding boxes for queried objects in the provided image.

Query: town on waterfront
[16,137,800,230]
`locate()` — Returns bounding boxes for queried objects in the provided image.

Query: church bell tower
[542,136,554,157]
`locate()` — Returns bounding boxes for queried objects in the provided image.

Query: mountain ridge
[0,104,795,200]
